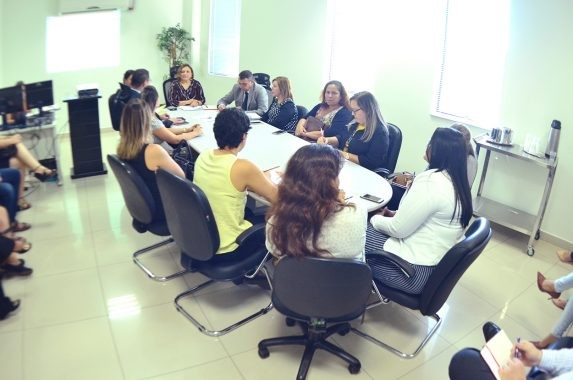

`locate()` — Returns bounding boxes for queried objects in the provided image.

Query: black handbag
[171,141,196,180]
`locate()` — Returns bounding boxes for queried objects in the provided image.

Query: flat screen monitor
[0,85,25,115]
[25,80,54,112]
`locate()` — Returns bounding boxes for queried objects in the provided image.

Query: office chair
[373,122,402,178]
[258,257,372,380]
[162,79,175,107]
[253,72,271,90]
[108,92,121,131]
[107,155,186,282]
[155,168,273,337]
[353,217,492,358]
[296,105,308,121]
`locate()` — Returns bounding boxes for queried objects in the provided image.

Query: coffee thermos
[545,120,561,158]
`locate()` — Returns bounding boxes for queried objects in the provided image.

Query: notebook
[480,329,514,380]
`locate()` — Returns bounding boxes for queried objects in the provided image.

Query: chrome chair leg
[351,313,442,359]
[174,264,274,337]
[133,237,188,282]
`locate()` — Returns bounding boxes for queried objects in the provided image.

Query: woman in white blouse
[365,127,473,294]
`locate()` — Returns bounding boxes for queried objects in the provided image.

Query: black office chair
[162,79,175,107]
[155,168,273,337]
[107,155,186,282]
[296,105,308,121]
[108,92,121,131]
[373,122,402,178]
[253,72,271,90]
[258,257,372,380]
[353,217,492,358]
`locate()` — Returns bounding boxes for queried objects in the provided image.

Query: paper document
[245,111,261,121]
[480,330,514,380]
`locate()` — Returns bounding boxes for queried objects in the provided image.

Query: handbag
[386,172,414,211]
[0,144,18,160]
[304,116,325,132]
[171,141,196,180]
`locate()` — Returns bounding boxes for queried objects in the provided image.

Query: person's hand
[217,104,225,111]
[161,113,170,120]
[171,117,186,125]
[189,99,201,107]
[10,134,22,144]
[317,136,327,145]
[189,125,203,137]
[498,358,526,380]
[337,189,347,203]
[295,122,307,136]
[514,341,542,367]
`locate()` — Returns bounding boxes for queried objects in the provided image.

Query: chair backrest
[385,123,402,174]
[253,72,271,90]
[296,105,308,121]
[156,168,220,261]
[107,154,156,225]
[108,92,122,131]
[163,79,175,106]
[419,217,492,315]
[272,257,373,322]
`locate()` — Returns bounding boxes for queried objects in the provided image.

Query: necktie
[242,92,249,110]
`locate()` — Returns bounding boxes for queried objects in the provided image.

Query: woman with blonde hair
[117,99,184,221]
[261,76,298,132]
[168,64,206,107]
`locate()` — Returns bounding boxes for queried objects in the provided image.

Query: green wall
[2,0,572,244]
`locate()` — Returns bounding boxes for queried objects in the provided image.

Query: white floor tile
[0,330,23,380]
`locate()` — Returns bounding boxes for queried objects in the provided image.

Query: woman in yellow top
[193,108,277,255]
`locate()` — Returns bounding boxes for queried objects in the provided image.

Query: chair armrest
[373,168,391,178]
[366,250,415,278]
[235,223,265,246]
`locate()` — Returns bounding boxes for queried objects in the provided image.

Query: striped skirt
[365,223,435,295]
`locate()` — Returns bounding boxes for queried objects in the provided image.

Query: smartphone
[272,129,287,135]
[360,193,383,203]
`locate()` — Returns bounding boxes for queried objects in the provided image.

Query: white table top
[170,107,392,212]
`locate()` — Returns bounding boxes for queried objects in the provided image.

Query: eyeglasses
[351,108,361,114]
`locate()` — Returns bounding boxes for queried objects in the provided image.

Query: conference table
[170,107,392,212]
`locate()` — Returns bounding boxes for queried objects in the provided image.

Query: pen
[514,337,520,358]
[265,166,280,172]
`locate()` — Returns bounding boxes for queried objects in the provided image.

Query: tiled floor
[1,130,571,379]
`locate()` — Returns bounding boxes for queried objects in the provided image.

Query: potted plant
[156,24,194,74]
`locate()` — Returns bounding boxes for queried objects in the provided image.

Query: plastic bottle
[545,120,561,158]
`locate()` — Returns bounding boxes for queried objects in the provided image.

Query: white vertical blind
[208,0,241,77]
[46,10,120,73]
[433,0,510,127]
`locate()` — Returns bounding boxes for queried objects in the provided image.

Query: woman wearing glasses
[318,91,389,171]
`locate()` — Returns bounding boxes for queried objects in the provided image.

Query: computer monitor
[0,85,25,115]
[25,80,54,114]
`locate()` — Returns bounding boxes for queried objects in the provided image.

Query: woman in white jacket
[365,127,473,294]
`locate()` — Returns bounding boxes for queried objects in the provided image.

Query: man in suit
[217,70,269,116]
[109,69,149,131]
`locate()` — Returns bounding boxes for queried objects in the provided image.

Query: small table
[473,134,557,256]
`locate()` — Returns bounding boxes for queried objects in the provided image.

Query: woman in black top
[261,76,298,132]
[318,91,389,171]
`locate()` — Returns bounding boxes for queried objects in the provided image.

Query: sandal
[32,165,57,182]
[18,197,31,211]
[14,237,32,254]
[11,221,31,233]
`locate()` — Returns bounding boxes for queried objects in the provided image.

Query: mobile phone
[360,193,383,203]
[272,129,287,135]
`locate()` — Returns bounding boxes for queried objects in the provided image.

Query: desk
[0,123,63,186]
[473,134,557,256]
[172,108,392,212]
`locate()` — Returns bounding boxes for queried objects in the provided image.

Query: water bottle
[545,120,561,158]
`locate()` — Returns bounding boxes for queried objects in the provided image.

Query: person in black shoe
[0,235,32,277]
[0,234,26,320]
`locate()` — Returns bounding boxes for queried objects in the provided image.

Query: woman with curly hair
[265,144,367,260]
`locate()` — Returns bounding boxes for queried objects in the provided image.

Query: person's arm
[144,144,185,178]
[0,135,21,148]
[153,125,202,145]
[538,347,573,375]
[295,104,318,136]
[355,127,389,170]
[232,159,277,203]
[261,99,274,123]
[192,80,206,105]
[217,85,237,109]
[370,174,438,238]
[254,85,269,116]
[328,108,353,145]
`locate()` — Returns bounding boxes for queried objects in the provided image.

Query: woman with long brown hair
[265,144,367,260]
